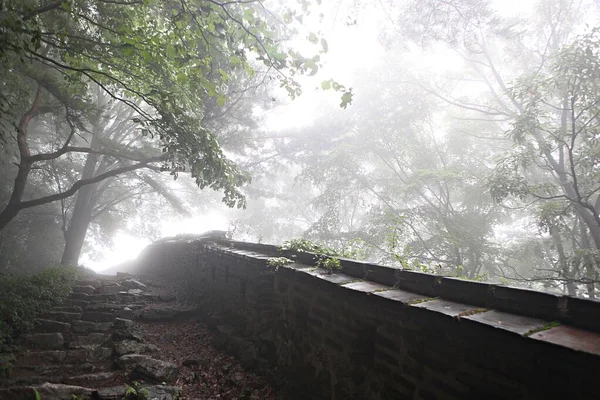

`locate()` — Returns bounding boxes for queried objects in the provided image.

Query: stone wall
[135,234,600,400]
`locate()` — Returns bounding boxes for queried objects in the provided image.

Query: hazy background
[2,0,599,299]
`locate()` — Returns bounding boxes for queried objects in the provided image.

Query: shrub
[0,266,78,376]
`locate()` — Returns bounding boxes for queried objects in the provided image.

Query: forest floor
[141,319,281,400]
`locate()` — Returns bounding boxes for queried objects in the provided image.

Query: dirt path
[140,320,282,400]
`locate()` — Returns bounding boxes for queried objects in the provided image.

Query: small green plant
[122,381,148,400]
[525,321,561,336]
[34,389,42,400]
[266,257,293,271]
[280,238,348,273]
[280,238,340,256]
[318,257,342,274]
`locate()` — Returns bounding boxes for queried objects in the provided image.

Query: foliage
[0,0,354,242]
[279,238,345,273]
[0,266,78,376]
[318,257,342,273]
[280,238,341,257]
[266,257,293,271]
[123,381,149,400]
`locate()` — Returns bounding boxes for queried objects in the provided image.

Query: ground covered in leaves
[140,319,283,400]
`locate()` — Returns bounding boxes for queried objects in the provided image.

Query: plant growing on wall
[279,238,344,274]
[266,257,293,271]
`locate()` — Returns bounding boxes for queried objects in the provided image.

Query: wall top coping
[202,240,600,358]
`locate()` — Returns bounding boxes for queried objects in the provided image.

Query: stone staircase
[0,273,182,400]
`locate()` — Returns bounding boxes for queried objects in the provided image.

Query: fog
[1,0,600,298]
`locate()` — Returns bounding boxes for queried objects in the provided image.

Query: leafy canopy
[0,0,351,207]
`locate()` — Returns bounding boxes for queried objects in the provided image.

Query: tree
[0,0,351,234]
[0,0,352,266]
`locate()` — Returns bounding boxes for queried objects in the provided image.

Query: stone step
[0,382,94,400]
[116,354,179,383]
[64,370,120,387]
[40,311,82,323]
[94,283,122,295]
[68,292,90,301]
[71,319,112,334]
[17,347,112,366]
[20,333,64,350]
[81,311,117,323]
[67,333,110,348]
[61,299,89,308]
[97,384,182,400]
[51,305,83,312]
[32,319,71,334]
[86,303,133,312]
[11,362,97,377]
[72,285,96,295]
[113,339,159,357]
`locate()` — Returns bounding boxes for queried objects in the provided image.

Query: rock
[69,292,90,300]
[51,305,83,312]
[117,272,132,278]
[158,294,177,302]
[96,384,181,400]
[32,319,71,334]
[96,283,122,294]
[96,385,128,400]
[72,285,96,295]
[121,279,147,290]
[144,385,182,400]
[68,333,109,348]
[113,340,159,356]
[112,318,143,342]
[81,311,115,323]
[18,350,67,364]
[65,371,118,385]
[41,311,82,323]
[113,317,134,329]
[61,299,89,308]
[21,333,64,349]
[24,362,94,376]
[117,354,179,383]
[117,307,135,319]
[36,382,94,399]
[86,303,124,312]
[86,346,113,362]
[72,320,112,334]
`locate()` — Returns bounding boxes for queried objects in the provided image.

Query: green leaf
[166,44,176,58]
[140,50,151,61]
[321,80,331,90]
[308,32,319,44]
[320,38,328,53]
[340,90,353,109]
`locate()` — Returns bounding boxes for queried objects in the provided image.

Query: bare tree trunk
[60,134,101,266]
[0,85,43,230]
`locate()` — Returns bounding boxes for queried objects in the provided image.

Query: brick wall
[135,234,600,400]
